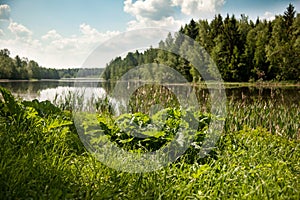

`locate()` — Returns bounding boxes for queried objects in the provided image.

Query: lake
[0,79,299,106]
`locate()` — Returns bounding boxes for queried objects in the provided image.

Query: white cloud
[79,23,120,45]
[80,23,99,36]
[124,0,183,31]
[41,23,120,52]
[124,0,174,21]
[0,4,10,21]
[8,21,32,38]
[0,21,121,68]
[127,16,183,31]
[42,30,62,40]
[172,0,225,17]
[0,29,4,36]
[124,0,226,31]
[262,11,275,21]
[1,23,121,68]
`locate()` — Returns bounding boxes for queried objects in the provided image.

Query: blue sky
[0,0,132,36]
[0,0,299,68]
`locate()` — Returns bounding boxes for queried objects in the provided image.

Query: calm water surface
[0,79,299,105]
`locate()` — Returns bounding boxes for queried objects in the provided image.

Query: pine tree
[284,3,296,29]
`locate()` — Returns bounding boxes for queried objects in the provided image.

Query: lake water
[0,79,299,106]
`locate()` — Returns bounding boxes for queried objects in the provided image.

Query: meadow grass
[0,87,299,199]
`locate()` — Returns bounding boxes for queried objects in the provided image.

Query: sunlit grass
[226,100,300,139]
[0,87,299,199]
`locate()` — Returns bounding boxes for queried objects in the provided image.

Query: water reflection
[226,86,300,104]
[0,80,299,105]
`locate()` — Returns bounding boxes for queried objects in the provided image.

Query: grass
[226,100,300,139]
[0,86,299,199]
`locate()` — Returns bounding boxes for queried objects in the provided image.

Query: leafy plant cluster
[95,108,211,159]
[103,4,299,82]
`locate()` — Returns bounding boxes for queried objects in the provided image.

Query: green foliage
[96,108,199,152]
[57,68,104,78]
[226,99,300,139]
[103,4,299,82]
[129,84,180,114]
[209,127,300,199]
[23,99,62,117]
[0,87,299,199]
[0,87,85,198]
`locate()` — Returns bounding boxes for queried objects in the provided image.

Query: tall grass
[0,87,299,199]
[226,100,300,139]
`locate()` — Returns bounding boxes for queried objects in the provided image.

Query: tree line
[0,49,103,80]
[0,49,60,79]
[57,68,103,78]
[103,4,299,82]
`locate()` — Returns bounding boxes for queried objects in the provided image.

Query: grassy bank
[0,87,299,199]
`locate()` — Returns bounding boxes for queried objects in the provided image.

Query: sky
[0,0,299,68]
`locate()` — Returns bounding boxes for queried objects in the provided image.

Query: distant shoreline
[0,78,105,83]
[0,79,299,88]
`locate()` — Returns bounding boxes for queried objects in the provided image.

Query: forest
[0,49,103,79]
[103,4,299,82]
